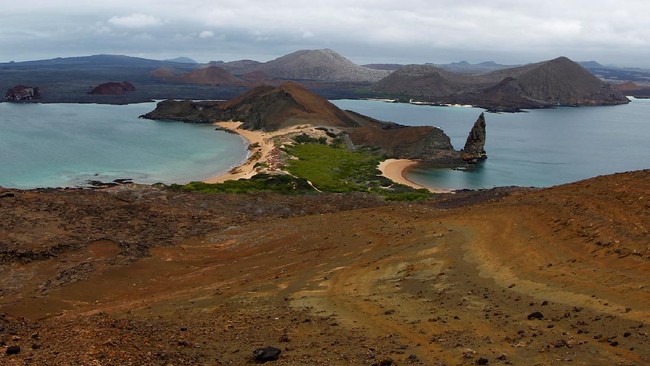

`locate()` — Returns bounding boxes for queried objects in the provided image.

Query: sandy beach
[204,123,452,194]
[203,121,270,183]
[378,158,453,193]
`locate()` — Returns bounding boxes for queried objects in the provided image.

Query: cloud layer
[1,0,649,67]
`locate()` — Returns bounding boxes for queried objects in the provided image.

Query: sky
[2,0,649,67]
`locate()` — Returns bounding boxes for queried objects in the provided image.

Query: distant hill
[176,66,248,86]
[373,56,628,110]
[88,81,136,95]
[0,54,189,70]
[362,64,404,71]
[164,57,198,64]
[433,60,517,74]
[209,60,262,75]
[252,49,390,83]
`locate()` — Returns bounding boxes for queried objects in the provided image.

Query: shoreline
[378,159,453,194]
[203,121,270,183]
[204,124,453,194]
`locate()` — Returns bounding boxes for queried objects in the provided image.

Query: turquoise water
[0,102,248,188]
[3,99,648,190]
[333,98,650,189]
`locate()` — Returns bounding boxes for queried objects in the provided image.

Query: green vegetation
[285,143,431,200]
[167,174,314,194]
[165,142,432,201]
[285,143,381,192]
[292,133,327,144]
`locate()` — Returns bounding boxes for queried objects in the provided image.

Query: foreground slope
[0,170,648,364]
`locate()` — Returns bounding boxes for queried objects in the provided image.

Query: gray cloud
[1,0,649,67]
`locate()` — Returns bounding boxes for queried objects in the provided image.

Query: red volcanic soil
[0,170,648,365]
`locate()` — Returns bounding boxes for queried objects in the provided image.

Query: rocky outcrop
[5,85,41,101]
[460,113,487,163]
[141,82,484,164]
[88,81,135,95]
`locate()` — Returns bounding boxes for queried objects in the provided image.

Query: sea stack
[461,113,487,163]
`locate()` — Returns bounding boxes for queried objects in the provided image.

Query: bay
[333,98,650,189]
[0,102,247,189]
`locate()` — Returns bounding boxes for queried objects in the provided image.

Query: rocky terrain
[141,82,484,164]
[88,81,136,95]
[4,85,41,102]
[0,169,648,365]
[373,57,629,111]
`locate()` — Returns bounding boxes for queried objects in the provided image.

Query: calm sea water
[3,99,648,190]
[333,98,650,189]
[0,102,247,189]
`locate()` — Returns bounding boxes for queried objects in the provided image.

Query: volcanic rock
[5,85,41,101]
[461,113,487,162]
[88,81,135,95]
[6,345,21,355]
[253,346,281,363]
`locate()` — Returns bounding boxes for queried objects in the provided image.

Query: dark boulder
[6,345,21,355]
[527,311,544,320]
[253,346,281,363]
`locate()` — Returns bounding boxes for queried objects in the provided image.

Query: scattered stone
[279,334,290,342]
[541,300,549,306]
[624,332,632,338]
[476,357,489,365]
[253,346,282,363]
[527,312,544,320]
[6,345,21,355]
[407,354,419,362]
[371,358,394,366]
[496,353,508,361]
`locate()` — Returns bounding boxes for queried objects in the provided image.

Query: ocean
[333,98,650,189]
[0,102,247,189]
[2,98,649,190]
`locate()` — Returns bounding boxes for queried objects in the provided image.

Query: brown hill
[616,81,642,91]
[141,82,472,161]
[374,56,629,110]
[0,169,647,364]
[512,56,626,105]
[88,81,135,95]
[254,49,390,83]
[177,66,249,86]
[150,67,177,79]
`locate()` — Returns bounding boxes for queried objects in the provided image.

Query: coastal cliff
[141,82,482,165]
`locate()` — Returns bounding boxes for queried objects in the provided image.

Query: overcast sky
[2,0,649,67]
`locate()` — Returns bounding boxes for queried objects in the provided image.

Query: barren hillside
[1,170,648,365]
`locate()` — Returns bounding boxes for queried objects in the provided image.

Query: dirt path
[1,171,649,364]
